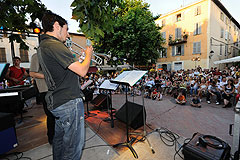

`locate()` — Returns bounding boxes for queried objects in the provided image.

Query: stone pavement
[7,93,236,160]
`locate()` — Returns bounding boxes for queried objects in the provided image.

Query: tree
[0,0,46,50]
[95,0,164,66]
[71,0,124,42]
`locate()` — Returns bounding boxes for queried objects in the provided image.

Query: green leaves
[94,0,164,66]
[0,0,46,50]
[71,0,123,41]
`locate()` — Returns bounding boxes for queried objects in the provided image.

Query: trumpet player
[38,10,93,160]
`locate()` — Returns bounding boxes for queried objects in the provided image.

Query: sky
[41,0,240,33]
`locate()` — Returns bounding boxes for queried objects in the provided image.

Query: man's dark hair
[42,10,68,33]
[13,57,21,61]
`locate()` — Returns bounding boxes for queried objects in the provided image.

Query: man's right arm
[68,46,93,77]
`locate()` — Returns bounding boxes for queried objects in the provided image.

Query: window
[225,44,228,56]
[0,48,6,62]
[160,48,167,58]
[220,12,224,21]
[195,6,201,16]
[177,14,181,22]
[175,28,182,39]
[194,22,201,35]
[220,44,223,55]
[193,41,201,54]
[161,32,166,41]
[19,49,29,62]
[225,17,229,25]
[220,28,224,38]
[225,31,228,40]
[172,45,184,56]
[162,19,166,27]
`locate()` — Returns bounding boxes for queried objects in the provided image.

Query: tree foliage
[0,0,46,50]
[95,0,164,66]
[71,0,124,41]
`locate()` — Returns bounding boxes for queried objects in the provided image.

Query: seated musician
[5,57,29,87]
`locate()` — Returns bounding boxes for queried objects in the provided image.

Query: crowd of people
[81,65,240,109]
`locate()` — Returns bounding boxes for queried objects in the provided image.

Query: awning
[214,56,240,64]
[88,66,98,73]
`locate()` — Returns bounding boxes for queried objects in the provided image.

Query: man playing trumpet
[38,10,93,160]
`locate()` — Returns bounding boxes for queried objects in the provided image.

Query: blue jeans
[51,98,85,160]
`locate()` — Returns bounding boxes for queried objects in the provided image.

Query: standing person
[29,53,55,145]
[38,11,93,160]
[5,57,29,87]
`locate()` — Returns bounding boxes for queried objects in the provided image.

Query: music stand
[81,80,96,118]
[111,70,147,159]
[99,80,119,128]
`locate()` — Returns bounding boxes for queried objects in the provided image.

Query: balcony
[168,34,188,46]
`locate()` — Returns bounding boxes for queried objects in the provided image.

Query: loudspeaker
[91,94,109,109]
[0,112,18,154]
[115,101,146,130]
[182,132,231,160]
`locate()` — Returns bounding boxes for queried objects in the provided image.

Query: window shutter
[167,64,172,71]
[194,23,197,35]
[178,28,182,39]
[165,48,168,58]
[182,12,184,20]
[199,23,202,34]
[181,44,184,56]
[172,46,175,56]
[199,6,201,15]
[193,42,197,54]
[175,28,178,39]
[197,41,201,53]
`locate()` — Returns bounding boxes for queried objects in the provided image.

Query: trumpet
[66,38,103,65]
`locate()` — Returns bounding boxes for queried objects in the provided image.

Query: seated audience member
[157,91,163,101]
[206,81,221,105]
[175,91,186,105]
[151,88,158,100]
[191,94,201,108]
[198,78,207,100]
[5,57,29,86]
[222,79,235,108]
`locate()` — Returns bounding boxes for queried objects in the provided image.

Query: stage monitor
[0,63,10,82]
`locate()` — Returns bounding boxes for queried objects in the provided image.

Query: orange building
[155,0,240,70]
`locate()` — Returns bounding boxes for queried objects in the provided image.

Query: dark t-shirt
[39,34,82,110]
[192,98,200,104]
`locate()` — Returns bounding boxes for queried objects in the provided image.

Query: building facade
[155,0,240,71]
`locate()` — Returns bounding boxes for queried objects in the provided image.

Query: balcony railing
[168,38,187,46]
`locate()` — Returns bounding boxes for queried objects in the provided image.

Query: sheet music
[111,70,147,86]
[99,80,119,91]
[81,80,93,90]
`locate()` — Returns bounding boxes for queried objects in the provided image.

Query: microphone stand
[129,84,155,154]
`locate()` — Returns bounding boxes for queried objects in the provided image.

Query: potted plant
[183,33,188,40]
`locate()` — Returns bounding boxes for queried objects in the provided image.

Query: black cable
[83,144,113,150]
[85,119,103,142]
[0,152,32,160]
[36,154,52,160]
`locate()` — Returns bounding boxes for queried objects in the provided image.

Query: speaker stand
[129,85,155,154]
[113,85,138,159]
[103,91,116,128]
[84,101,96,119]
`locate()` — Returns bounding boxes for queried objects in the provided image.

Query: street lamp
[209,50,214,59]
[192,57,201,69]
